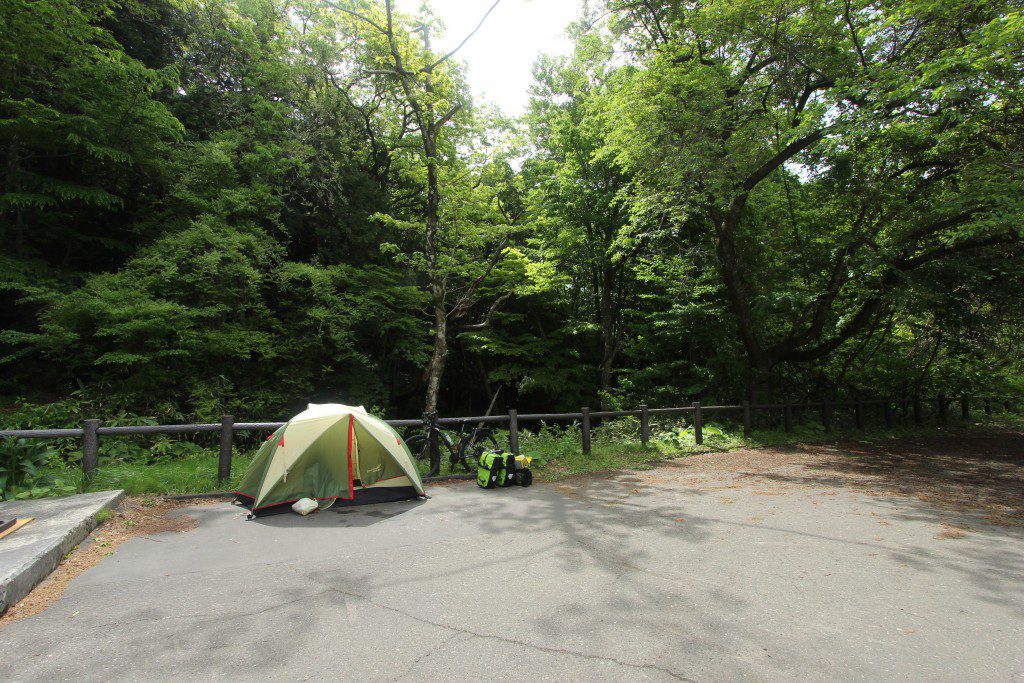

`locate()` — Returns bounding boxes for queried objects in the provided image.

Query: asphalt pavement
[1,452,1022,681]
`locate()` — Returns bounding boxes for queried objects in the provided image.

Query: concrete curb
[0,490,124,615]
[424,473,475,483]
[163,492,233,501]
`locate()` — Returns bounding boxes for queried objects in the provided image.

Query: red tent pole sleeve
[346,415,355,499]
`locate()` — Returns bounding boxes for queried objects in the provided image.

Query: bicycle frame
[408,411,499,477]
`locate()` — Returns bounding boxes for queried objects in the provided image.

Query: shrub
[0,437,76,500]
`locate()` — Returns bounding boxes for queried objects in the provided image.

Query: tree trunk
[598,265,617,409]
[747,362,773,405]
[421,136,446,414]
[711,208,780,399]
[424,293,447,413]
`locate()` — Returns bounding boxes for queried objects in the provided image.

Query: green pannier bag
[477,450,515,489]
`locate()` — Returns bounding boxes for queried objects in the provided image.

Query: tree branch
[741,129,825,193]
[843,0,868,68]
[422,0,502,73]
[323,2,388,35]
[769,205,873,356]
[781,232,1019,363]
[896,232,1018,270]
[456,292,513,331]
[447,236,509,321]
[434,103,462,129]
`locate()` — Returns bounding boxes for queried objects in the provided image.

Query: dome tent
[234,403,425,517]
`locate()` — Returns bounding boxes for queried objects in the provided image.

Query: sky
[394,0,584,116]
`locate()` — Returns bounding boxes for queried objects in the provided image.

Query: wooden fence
[0,394,1016,484]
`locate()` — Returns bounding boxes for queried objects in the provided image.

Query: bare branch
[741,129,825,194]
[422,0,502,73]
[447,236,510,321]
[456,292,513,331]
[434,103,462,129]
[323,2,388,35]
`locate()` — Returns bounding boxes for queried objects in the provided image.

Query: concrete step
[0,490,124,614]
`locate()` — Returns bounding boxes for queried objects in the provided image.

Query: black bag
[499,452,517,487]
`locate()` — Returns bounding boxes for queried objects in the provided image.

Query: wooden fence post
[783,402,793,433]
[984,397,992,416]
[508,409,519,456]
[742,401,752,438]
[427,414,440,476]
[822,400,831,431]
[82,419,99,479]
[581,407,591,456]
[938,394,948,424]
[639,404,649,446]
[218,415,234,484]
[692,401,703,445]
[883,400,893,429]
[913,396,922,424]
[960,395,969,420]
[854,399,864,430]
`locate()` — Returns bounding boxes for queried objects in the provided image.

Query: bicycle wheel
[404,430,454,477]
[404,433,429,460]
[455,429,500,473]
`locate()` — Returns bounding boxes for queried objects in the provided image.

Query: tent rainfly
[234,403,425,517]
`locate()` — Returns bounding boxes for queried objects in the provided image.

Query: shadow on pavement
[248,499,428,528]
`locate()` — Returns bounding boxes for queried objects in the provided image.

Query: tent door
[348,414,360,484]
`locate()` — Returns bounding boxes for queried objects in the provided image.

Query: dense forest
[2,0,1022,424]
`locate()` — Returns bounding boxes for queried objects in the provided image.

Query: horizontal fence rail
[0,394,1017,485]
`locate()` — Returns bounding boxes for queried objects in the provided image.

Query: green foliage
[0,438,51,491]
[0,0,183,255]
[0,437,75,500]
[1,0,1021,451]
[510,422,652,481]
[657,423,729,451]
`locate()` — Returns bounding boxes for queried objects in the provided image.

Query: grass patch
[502,410,1024,482]
[25,410,1024,497]
[531,440,658,481]
[44,452,254,496]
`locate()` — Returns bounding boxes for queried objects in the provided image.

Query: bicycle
[404,412,500,477]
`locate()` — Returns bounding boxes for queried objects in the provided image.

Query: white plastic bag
[292,497,318,516]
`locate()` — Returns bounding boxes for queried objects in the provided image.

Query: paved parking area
[1,435,1023,681]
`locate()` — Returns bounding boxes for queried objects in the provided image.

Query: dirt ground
[647,429,1024,526]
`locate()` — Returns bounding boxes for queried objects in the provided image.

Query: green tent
[234,403,425,516]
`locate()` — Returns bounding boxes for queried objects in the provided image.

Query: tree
[326,0,513,413]
[2,0,430,417]
[0,0,182,257]
[604,0,1024,397]
[526,46,640,406]
[0,0,184,393]
[3,0,1023,422]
